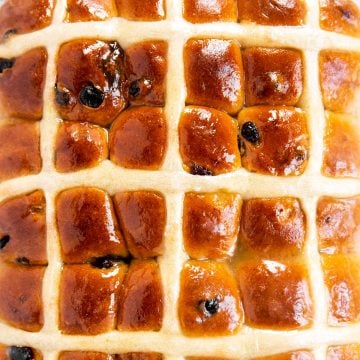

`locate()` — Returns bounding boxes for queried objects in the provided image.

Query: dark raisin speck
[0,235,10,250]
[55,85,71,106]
[0,58,14,73]
[241,121,260,144]
[3,29,17,38]
[339,7,352,19]
[16,257,30,265]
[80,84,105,109]
[325,216,331,224]
[129,81,141,97]
[8,346,34,360]
[109,41,125,60]
[91,255,122,269]
[190,164,213,176]
[199,298,220,317]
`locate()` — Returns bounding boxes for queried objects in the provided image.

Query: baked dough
[0,0,359,359]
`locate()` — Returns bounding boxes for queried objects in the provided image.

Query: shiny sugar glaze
[0,191,46,265]
[56,187,127,263]
[320,0,360,37]
[240,197,306,256]
[0,48,47,121]
[242,47,303,107]
[179,106,241,175]
[238,106,309,176]
[118,260,163,331]
[0,121,41,182]
[0,0,54,40]
[55,40,127,127]
[55,122,108,173]
[178,260,243,336]
[113,191,166,258]
[183,192,241,259]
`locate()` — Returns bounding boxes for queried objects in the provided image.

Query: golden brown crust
[118,260,163,331]
[109,107,167,170]
[179,106,240,175]
[183,192,241,259]
[0,0,54,40]
[0,121,41,181]
[59,264,126,335]
[237,0,306,25]
[179,260,243,336]
[56,187,127,263]
[0,48,47,121]
[0,263,45,332]
[183,0,238,23]
[113,191,166,258]
[55,122,108,173]
[184,39,243,114]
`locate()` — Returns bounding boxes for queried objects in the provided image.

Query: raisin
[90,255,124,269]
[16,257,30,265]
[190,164,213,176]
[199,298,220,317]
[109,41,125,60]
[241,121,260,144]
[0,58,14,73]
[129,81,141,97]
[3,29,17,38]
[338,7,352,20]
[8,346,34,360]
[79,84,105,108]
[0,235,10,250]
[55,84,71,106]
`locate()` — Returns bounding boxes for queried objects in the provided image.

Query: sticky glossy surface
[183,193,241,259]
[125,41,167,106]
[0,48,47,120]
[55,121,108,172]
[109,107,167,170]
[184,39,244,114]
[238,106,309,176]
[179,106,240,175]
[66,0,118,22]
[243,48,303,106]
[60,264,126,334]
[0,191,46,265]
[317,196,360,254]
[119,354,163,360]
[255,351,314,360]
[183,0,237,23]
[0,121,41,181]
[179,260,243,336]
[56,40,127,127]
[56,187,127,263]
[116,0,165,20]
[319,51,360,113]
[238,259,312,329]
[59,352,115,360]
[321,255,360,325]
[0,263,45,332]
[240,198,306,256]
[113,191,166,258]
[238,0,306,25]
[0,0,54,39]
[323,112,360,178]
[327,345,360,360]
[118,260,163,331]
[320,0,360,37]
